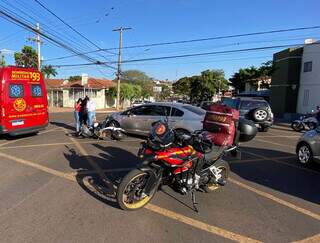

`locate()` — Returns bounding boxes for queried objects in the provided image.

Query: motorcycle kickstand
[191,191,199,213]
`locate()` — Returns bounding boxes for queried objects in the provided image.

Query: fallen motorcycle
[79,117,125,140]
[291,115,318,132]
[116,104,257,211]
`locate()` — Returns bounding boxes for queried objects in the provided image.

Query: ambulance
[0,66,48,136]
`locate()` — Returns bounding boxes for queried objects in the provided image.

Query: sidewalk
[273,118,291,128]
[49,107,120,113]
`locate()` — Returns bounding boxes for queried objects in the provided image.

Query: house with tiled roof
[44,77,116,109]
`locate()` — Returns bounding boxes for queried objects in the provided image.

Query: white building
[297,41,320,114]
[45,77,116,109]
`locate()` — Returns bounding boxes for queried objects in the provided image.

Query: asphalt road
[0,112,319,243]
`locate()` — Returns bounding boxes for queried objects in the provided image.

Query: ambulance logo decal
[13,98,27,112]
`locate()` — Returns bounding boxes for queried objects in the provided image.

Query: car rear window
[182,105,206,116]
[130,105,166,116]
[31,84,42,97]
[9,84,24,98]
[240,100,268,109]
[171,107,184,117]
[221,98,238,109]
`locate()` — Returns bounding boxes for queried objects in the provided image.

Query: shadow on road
[50,121,75,131]
[230,146,320,205]
[0,132,38,141]
[63,144,141,209]
[271,125,302,133]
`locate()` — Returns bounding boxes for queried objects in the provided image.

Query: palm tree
[41,65,58,79]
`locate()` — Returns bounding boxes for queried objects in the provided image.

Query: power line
[5,0,116,64]
[43,25,320,62]
[119,43,306,63]
[42,35,305,63]
[123,55,272,66]
[33,0,115,56]
[43,49,113,62]
[51,42,313,67]
[0,1,96,57]
[110,25,320,50]
[0,8,117,70]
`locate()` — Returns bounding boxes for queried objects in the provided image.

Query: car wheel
[252,108,268,122]
[291,122,304,132]
[308,122,317,130]
[297,143,313,166]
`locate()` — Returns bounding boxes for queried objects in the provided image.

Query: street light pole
[113,27,131,110]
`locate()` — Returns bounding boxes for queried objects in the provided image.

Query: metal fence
[48,89,63,107]
[47,88,116,108]
[68,87,99,101]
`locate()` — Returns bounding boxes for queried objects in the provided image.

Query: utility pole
[113,27,132,110]
[28,23,42,71]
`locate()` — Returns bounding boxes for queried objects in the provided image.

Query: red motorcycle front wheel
[117,169,157,210]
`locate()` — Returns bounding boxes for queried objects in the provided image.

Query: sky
[0,0,319,81]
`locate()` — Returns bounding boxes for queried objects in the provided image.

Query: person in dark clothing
[316,106,320,124]
[80,96,88,125]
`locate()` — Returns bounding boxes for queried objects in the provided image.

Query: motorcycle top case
[203,103,239,146]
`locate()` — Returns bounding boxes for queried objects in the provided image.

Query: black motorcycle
[291,114,318,132]
[79,117,125,140]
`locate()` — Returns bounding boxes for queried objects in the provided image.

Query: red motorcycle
[116,104,257,211]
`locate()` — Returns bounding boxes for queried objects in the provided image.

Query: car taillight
[2,108,5,117]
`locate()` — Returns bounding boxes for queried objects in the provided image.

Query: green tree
[230,61,275,92]
[41,65,58,79]
[173,69,227,103]
[14,46,38,68]
[230,66,259,92]
[173,77,190,98]
[159,84,172,101]
[68,75,82,82]
[257,61,275,89]
[0,54,6,67]
[121,70,152,84]
[132,84,142,101]
[107,83,142,106]
[120,83,142,104]
[106,86,117,97]
[121,69,154,98]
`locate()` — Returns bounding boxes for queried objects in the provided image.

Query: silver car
[296,127,320,165]
[107,102,206,136]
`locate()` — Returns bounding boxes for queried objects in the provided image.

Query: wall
[297,43,320,114]
[270,47,303,117]
[63,88,106,109]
